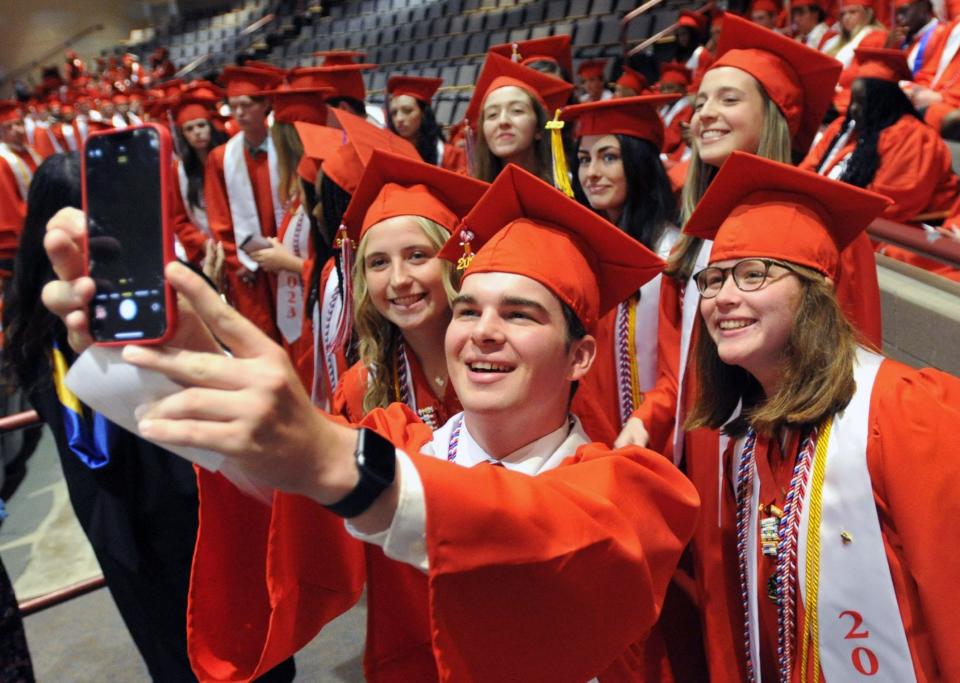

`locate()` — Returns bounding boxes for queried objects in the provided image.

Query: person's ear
[567,334,597,382]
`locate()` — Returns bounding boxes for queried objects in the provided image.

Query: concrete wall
[879,255,960,376]
[0,1,152,96]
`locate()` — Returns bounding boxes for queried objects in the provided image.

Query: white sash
[176,160,211,237]
[127,112,143,126]
[800,349,915,681]
[60,123,78,152]
[0,143,39,201]
[933,20,960,86]
[672,238,713,465]
[76,117,88,143]
[436,139,446,166]
[112,112,128,129]
[907,19,939,72]
[276,205,310,343]
[223,132,282,271]
[835,26,878,68]
[24,117,36,146]
[311,265,343,408]
[817,122,856,179]
[732,349,915,681]
[661,98,690,128]
[40,124,64,154]
[633,227,679,394]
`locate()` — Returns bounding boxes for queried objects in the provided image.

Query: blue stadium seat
[431,17,450,35]
[449,15,467,32]
[380,25,398,43]
[531,23,552,38]
[467,13,485,32]
[445,0,464,15]
[463,0,481,11]
[413,42,430,61]
[573,16,599,45]
[508,26,531,43]
[503,6,525,27]
[397,23,413,41]
[381,45,398,62]
[412,5,427,22]
[395,43,413,61]
[414,21,430,40]
[546,0,568,20]
[485,10,505,30]
[466,31,489,54]
[569,0,591,16]
[523,1,546,24]
[449,34,469,56]
[431,36,453,60]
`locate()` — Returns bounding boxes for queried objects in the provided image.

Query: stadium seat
[531,23,552,38]
[573,16,599,45]
[546,0,568,20]
[523,1,546,24]
[467,13,485,33]
[508,26,531,43]
[569,0,591,17]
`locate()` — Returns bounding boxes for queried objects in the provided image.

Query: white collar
[429,412,591,475]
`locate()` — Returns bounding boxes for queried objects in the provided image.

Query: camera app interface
[86,128,166,341]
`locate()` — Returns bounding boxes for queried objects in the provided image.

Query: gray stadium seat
[436,99,455,124]
[546,0,568,20]
[574,16,599,45]
[467,13,485,32]
[485,10,505,30]
[466,32,488,54]
[596,15,620,44]
[449,15,467,33]
[503,6,525,27]
[458,62,479,85]
[531,24,552,38]
[569,0,591,17]
[508,27,531,43]
[523,1,546,24]
[431,36,454,60]
[431,17,450,35]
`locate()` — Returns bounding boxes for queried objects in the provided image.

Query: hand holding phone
[83,123,177,344]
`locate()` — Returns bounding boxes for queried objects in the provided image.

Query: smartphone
[82,123,176,344]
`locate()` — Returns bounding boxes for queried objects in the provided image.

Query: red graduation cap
[0,101,23,124]
[220,66,284,98]
[287,64,375,102]
[658,61,693,88]
[678,9,709,32]
[750,0,780,13]
[464,52,574,127]
[295,121,349,185]
[853,46,912,82]
[320,108,420,193]
[577,59,608,80]
[342,149,488,245]
[616,66,648,93]
[709,13,842,153]
[313,50,367,66]
[560,93,681,150]
[387,76,443,103]
[683,151,891,278]
[439,164,665,329]
[174,81,225,126]
[255,86,334,124]
[241,60,285,74]
[488,35,574,77]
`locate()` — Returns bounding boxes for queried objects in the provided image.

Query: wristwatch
[324,427,397,518]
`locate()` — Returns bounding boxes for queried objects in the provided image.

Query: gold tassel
[546,109,574,198]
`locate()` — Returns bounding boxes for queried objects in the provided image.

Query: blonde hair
[686,265,858,437]
[270,121,304,204]
[352,216,460,413]
[670,90,792,282]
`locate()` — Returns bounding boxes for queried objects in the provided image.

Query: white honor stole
[60,122,79,152]
[39,124,64,154]
[933,19,960,86]
[276,205,309,343]
[619,227,681,420]
[0,143,41,201]
[671,238,713,465]
[835,26,879,68]
[311,265,343,408]
[112,112,129,129]
[661,98,690,128]
[176,160,211,237]
[223,132,283,271]
[735,348,916,681]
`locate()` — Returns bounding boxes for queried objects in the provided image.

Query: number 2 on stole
[839,610,880,676]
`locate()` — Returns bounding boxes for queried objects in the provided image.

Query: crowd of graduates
[1,1,960,681]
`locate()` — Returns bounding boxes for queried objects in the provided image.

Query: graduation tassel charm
[510,42,522,62]
[463,120,477,176]
[457,227,475,271]
[546,110,575,198]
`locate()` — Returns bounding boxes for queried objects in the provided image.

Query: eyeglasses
[693,258,797,299]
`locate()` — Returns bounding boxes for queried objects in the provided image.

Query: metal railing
[869,218,960,270]
[0,410,106,614]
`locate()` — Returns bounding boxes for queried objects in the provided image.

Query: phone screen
[86,127,168,342]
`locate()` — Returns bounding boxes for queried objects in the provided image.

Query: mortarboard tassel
[464,120,477,176]
[510,42,522,62]
[331,223,355,352]
[456,226,476,272]
[546,109,575,198]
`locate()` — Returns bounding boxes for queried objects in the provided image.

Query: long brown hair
[270,121,304,205]
[470,90,552,183]
[687,265,858,437]
[352,217,460,413]
[669,90,793,282]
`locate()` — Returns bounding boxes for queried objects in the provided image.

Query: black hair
[386,97,443,166]
[571,134,678,251]
[819,78,920,189]
[176,124,229,210]
[3,153,81,392]
[793,2,827,22]
[306,174,354,359]
[328,96,366,117]
[561,300,587,400]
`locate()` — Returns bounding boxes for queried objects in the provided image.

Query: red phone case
[82,122,178,346]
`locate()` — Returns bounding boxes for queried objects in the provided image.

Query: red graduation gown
[695,359,960,682]
[799,115,959,223]
[204,141,281,342]
[440,143,467,174]
[0,146,39,263]
[187,403,700,681]
[332,347,461,428]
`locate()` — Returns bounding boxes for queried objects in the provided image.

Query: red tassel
[331,224,355,352]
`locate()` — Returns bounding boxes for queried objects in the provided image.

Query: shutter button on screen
[119,299,138,321]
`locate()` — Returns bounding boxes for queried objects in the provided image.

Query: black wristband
[324,428,397,518]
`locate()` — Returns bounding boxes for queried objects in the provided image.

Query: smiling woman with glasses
[679,151,960,682]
